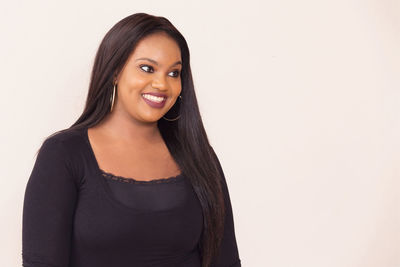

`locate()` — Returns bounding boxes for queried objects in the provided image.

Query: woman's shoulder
[38,127,87,183]
[43,127,85,146]
[42,127,88,160]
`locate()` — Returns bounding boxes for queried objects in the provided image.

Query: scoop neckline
[83,126,184,185]
[101,168,184,185]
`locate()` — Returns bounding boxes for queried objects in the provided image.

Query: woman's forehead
[131,33,181,61]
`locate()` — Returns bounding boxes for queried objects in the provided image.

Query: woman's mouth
[141,93,167,108]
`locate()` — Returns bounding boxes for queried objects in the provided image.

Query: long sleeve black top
[22,127,241,267]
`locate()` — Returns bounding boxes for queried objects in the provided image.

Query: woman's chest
[71,175,203,255]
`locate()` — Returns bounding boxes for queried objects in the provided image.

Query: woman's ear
[113,73,119,84]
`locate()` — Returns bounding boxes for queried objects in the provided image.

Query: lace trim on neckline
[100,169,184,184]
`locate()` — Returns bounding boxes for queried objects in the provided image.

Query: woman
[22,13,241,267]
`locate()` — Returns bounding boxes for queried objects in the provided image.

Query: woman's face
[114,32,182,123]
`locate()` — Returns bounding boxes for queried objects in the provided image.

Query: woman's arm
[22,138,78,267]
[209,146,241,267]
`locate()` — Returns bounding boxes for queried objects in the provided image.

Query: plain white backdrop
[1,0,399,266]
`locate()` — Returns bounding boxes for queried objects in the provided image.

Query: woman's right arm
[22,138,78,267]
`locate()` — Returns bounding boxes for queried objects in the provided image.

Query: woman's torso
[66,127,203,266]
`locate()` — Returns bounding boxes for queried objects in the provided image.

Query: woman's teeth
[142,94,166,103]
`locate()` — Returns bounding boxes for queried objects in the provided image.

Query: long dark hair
[40,13,226,267]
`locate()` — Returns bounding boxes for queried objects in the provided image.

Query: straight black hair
[40,13,226,267]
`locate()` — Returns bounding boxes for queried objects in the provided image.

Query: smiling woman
[112,32,183,119]
[22,12,241,267]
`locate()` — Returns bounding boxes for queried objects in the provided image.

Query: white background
[1,0,399,266]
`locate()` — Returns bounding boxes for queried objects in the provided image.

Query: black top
[22,127,241,267]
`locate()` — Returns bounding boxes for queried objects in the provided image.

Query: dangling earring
[163,95,182,121]
[110,83,117,113]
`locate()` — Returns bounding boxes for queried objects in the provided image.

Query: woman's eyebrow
[135,57,182,67]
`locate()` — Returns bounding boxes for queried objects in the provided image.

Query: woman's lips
[141,94,167,108]
[142,92,167,98]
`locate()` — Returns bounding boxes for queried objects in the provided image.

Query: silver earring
[110,83,116,112]
[163,95,182,121]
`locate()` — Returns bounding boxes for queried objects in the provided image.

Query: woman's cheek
[127,76,147,92]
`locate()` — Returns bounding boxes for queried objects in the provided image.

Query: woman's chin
[138,111,163,123]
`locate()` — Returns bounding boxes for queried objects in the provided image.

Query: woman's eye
[139,65,154,73]
[140,65,180,78]
[169,70,181,78]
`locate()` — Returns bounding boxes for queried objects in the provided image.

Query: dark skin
[87,32,183,181]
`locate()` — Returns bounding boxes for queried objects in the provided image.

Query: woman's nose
[151,74,168,91]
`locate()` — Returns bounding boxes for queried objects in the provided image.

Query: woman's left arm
[210,147,241,267]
